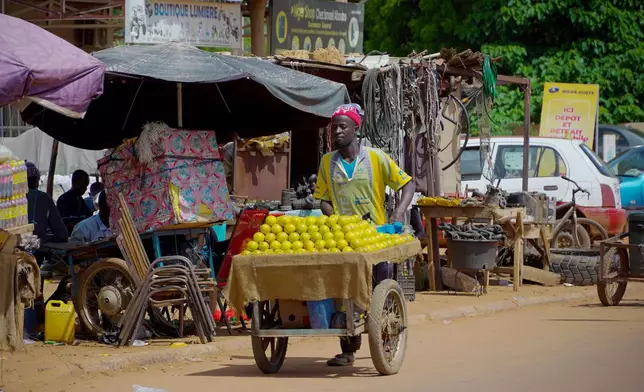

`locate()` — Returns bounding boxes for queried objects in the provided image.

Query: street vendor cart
[225,239,421,375]
[597,212,644,306]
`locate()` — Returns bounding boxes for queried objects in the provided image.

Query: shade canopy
[23,43,350,150]
[0,14,105,117]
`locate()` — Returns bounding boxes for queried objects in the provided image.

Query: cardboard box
[279,300,309,328]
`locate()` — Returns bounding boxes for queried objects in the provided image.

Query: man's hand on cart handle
[391,182,416,224]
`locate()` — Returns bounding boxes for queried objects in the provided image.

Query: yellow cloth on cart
[224,240,421,312]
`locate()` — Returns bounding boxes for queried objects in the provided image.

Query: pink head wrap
[331,104,363,127]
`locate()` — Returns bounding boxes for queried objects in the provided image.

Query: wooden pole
[177,83,183,128]
[249,0,265,56]
[46,139,59,197]
[513,211,524,292]
[522,82,531,192]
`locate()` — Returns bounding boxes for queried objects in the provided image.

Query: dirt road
[10,290,643,392]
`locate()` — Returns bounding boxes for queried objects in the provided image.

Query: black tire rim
[260,337,285,363]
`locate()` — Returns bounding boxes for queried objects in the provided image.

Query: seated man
[57,169,92,232]
[26,162,68,243]
[84,182,104,213]
[70,191,113,243]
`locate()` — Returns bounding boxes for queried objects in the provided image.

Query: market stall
[13,43,352,342]
[417,195,557,292]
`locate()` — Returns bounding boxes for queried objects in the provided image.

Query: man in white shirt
[70,191,113,243]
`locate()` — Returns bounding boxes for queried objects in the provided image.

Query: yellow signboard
[539,82,599,148]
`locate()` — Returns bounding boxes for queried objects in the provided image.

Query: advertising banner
[270,0,365,55]
[538,82,600,148]
[125,0,242,49]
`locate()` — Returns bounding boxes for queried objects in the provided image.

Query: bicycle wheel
[577,218,609,245]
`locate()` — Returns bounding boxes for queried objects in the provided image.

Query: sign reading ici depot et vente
[270,0,365,55]
[539,82,600,149]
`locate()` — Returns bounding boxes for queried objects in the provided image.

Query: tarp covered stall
[22,43,350,150]
[0,128,105,176]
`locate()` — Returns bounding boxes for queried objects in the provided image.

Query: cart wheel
[77,258,136,336]
[251,335,288,374]
[251,301,287,374]
[597,247,628,306]
[368,279,408,376]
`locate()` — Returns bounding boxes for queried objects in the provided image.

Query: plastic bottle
[0,198,7,229]
[18,197,25,226]
[10,160,17,197]
[0,163,7,198]
[3,162,9,198]
[9,196,16,228]
[22,196,28,226]
[20,161,27,195]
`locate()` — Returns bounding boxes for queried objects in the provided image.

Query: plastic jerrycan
[45,300,75,344]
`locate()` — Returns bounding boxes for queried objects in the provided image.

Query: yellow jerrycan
[45,300,75,344]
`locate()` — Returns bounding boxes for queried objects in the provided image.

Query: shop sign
[124,0,242,49]
[270,0,365,55]
[539,82,600,148]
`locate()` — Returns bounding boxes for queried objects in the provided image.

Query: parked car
[608,145,644,210]
[460,137,626,236]
[597,124,644,161]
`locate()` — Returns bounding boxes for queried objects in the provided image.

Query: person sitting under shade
[26,162,68,242]
[70,191,113,243]
[57,169,92,232]
[84,182,104,213]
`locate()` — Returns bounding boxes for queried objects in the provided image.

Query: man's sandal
[326,353,355,367]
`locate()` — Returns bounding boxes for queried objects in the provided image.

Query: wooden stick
[119,217,147,278]
[118,221,142,278]
[513,211,524,292]
[118,193,150,267]
[116,235,141,285]
[118,213,146,279]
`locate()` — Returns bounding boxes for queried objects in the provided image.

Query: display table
[419,206,553,292]
[225,240,421,312]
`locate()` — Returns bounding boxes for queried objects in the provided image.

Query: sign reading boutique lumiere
[270,0,365,55]
[124,0,242,50]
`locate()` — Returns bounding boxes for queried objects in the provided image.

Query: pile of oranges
[240,214,414,256]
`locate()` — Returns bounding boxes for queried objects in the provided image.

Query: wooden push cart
[225,240,421,375]
[597,234,644,306]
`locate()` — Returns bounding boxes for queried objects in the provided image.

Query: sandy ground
[1,283,594,390]
[2,283,643,392]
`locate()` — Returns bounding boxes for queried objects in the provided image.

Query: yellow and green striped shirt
[313,147,411,225]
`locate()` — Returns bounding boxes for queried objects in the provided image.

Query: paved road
[20,295,644,392]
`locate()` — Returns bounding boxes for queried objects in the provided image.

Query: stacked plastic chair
[117,256,217,347]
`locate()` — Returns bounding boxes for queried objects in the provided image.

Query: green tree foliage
[364,0,644,129]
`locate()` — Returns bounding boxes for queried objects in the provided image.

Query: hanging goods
[361,65,404,162]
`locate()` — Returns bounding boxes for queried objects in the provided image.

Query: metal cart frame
[249,276,409,376]
[598,233,644,306]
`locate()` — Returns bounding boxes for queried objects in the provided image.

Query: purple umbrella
[0,14,105,118]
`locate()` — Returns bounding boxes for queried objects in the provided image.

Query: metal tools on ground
[438,222,505,241]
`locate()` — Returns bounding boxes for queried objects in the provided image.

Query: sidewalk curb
[72,290,596,375]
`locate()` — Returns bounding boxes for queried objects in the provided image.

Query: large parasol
[0,14,105,118]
